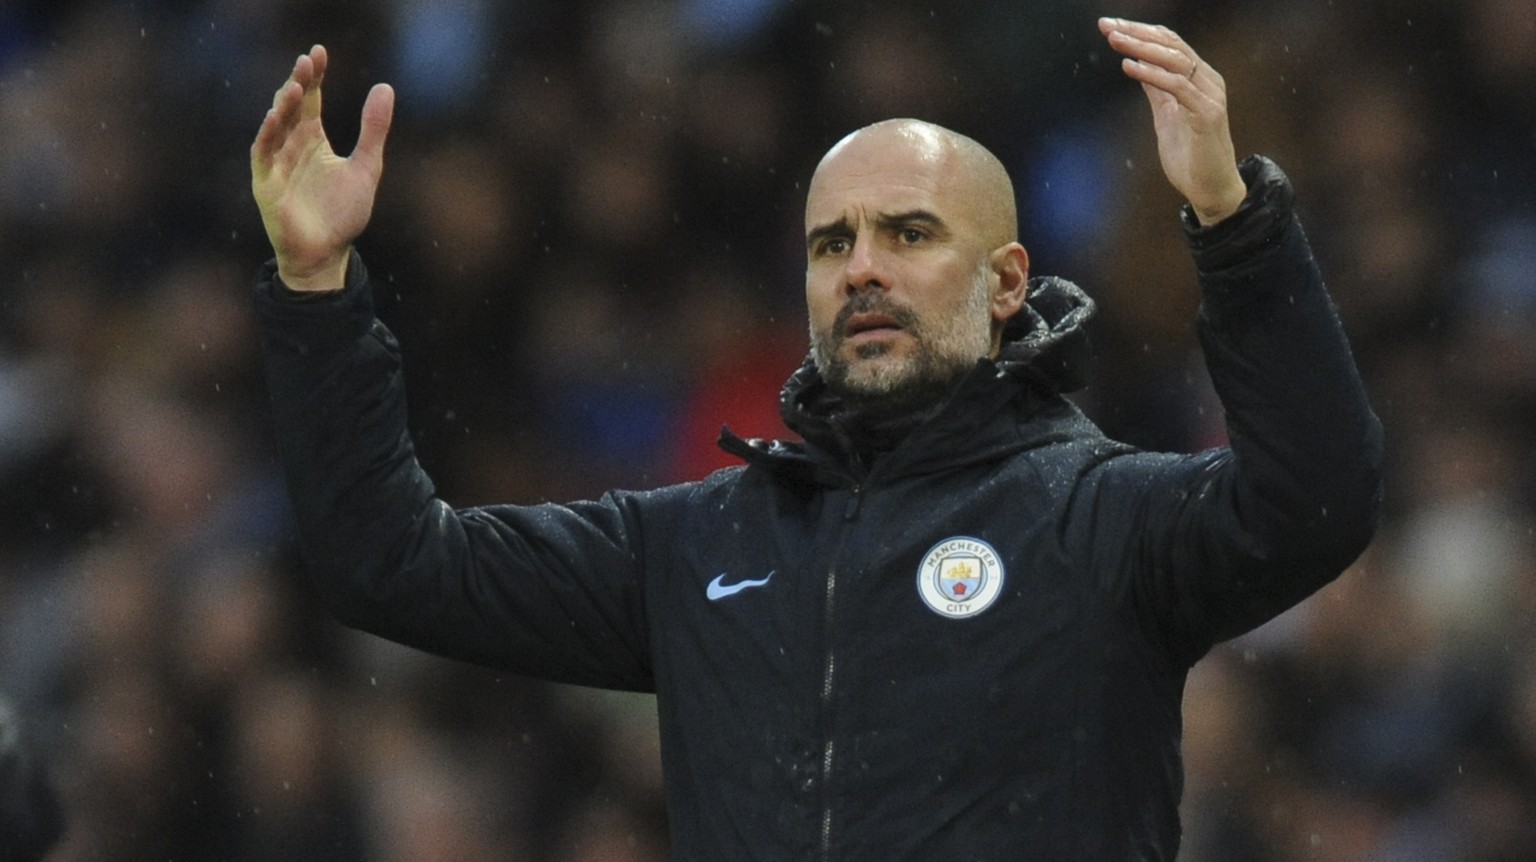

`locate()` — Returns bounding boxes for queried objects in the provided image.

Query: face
[810,255,995,409]
[804,123,1025,410]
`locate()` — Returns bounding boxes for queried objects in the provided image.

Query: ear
[989,242,1029,323]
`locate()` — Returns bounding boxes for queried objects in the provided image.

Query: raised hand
[1098,18,1246,226]
[251,45,395,292]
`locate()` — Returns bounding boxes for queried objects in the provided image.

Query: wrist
[276,251,350,294]
[1191,174,1248,227]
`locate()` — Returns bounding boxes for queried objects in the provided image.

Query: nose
[842,235,886,295]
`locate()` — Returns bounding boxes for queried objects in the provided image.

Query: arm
[250,50,660,689]
[253,259,660,688]
[1089,21,1384,660]
[1107,161,1383,660]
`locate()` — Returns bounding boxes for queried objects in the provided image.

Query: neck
[829,367,969,455]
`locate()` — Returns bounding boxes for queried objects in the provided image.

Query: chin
[840,356,921,398]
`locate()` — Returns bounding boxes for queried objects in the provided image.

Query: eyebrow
[876,209,949,237]
[805,209,951,250]
[806,216,853,251]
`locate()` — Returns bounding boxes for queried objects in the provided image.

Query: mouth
[842,311,905,342]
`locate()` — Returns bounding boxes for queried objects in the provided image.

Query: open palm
[1099,19,1246,226]
[251,45,394,292]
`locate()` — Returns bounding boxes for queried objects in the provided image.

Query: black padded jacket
[253,156,1383,860]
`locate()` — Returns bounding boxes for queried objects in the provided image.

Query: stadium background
[1,0,1532,858]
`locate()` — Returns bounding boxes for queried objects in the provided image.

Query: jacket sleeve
[253,253,669,691]
[1086,156,1384,665]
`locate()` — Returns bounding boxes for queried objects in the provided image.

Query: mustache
[831,293,921,340]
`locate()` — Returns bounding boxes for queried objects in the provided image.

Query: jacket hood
[719,276,1098,483]
[988,275,1095,396]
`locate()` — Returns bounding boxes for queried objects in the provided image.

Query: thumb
[351,83,395,176]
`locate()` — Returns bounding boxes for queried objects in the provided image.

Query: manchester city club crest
[916,536,1005,618]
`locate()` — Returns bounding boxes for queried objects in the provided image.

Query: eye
[820,237,850,256]
[898,227,926,244]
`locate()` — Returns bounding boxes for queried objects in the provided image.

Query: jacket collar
[720,276,1098,485]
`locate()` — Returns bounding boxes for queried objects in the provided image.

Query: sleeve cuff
[257,249,369,304]
[1181,155,1296,276]
[252,250,376,350]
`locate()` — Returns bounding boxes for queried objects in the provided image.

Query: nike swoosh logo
[706,571,775,601]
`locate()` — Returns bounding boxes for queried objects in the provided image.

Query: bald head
[802,118,1031,407]
[807,119,1018,249]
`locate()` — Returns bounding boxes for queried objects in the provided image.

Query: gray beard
[822,331,972,417]
[810,265,994,417]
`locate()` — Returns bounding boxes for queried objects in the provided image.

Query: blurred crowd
[0,0,1532,859]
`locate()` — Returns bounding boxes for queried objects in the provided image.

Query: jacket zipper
[820,482,863,860]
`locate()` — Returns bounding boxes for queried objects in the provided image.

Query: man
[251,17,1382,860]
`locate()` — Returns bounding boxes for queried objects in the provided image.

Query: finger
[1103,27,1199,81]
[252,79,304,166]
[1118,57,1217,113]
[1098,17,1192,54]
[296,54,325,123]
[1119,56,1194,92]
[351,82,395,176]
[290,50,314,93]
[272,53,303,110]
[308,44,328,91]
[252,47,324,166]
